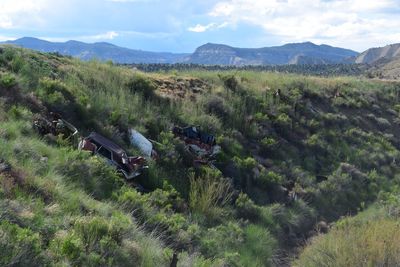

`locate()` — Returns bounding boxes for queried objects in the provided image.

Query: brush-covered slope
[366,56,400,79]
[1,46,400,266]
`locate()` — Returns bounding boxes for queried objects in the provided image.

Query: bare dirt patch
[153,77,210,100]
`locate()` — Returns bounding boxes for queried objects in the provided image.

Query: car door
[96,146,115,166]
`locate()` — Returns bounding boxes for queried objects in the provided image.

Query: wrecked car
[78,132,148,179]
[33,112,78,139]
[172,126,221,166]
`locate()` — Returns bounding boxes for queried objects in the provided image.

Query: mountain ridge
[3,37,189,64]
[3,37,359,65]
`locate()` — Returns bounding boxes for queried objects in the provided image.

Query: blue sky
[0,0,399,52]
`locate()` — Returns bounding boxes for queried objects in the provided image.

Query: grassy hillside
[1,45,400,266]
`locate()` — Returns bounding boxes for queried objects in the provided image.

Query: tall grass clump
[295,218,400,267]
[189,170,233,221]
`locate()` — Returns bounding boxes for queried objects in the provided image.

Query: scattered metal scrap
[129,129,158,159]
[173,126,221,167]
[79,132,149,180]
[33,112,78,140]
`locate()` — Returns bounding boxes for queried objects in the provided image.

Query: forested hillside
[1,46,400,266]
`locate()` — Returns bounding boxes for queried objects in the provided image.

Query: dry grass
[189,171,233,219]
[295,218,400,267]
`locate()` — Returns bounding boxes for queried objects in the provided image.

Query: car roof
[87,132,126,155]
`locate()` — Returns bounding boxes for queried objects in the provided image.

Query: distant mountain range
[2,37,188,64]
[2,37,359,65]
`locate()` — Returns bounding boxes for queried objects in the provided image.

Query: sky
[0,0,399,53]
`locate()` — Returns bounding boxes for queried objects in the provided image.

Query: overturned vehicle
[173,126,220,166]
[78,132,148,179]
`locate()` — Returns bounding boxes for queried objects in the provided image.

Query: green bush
[58,155,123,200]
[0,221,44,266]
[256,171,284,188]
[205,95,233,121]
[261,137,277,152]
[37,78,71,105]
[126,75,156,99]
[235,192,260,220]
[0,72,17,88]
[220,75,240,92]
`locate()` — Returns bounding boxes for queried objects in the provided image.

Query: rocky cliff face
[355,43,400,64]
[187,42,358,65]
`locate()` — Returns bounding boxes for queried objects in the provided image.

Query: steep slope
[1,46,400,266]
[187,42,358,65]
[3,37,188,64]
[355,43,400,64]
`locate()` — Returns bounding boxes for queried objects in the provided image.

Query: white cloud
[188,22,228,32]
[89,31,119,40]
[0,0,50,29]
[188,23,217,32]
[106,0,155,2]
[208,0,400,50]
[40,31,120,43]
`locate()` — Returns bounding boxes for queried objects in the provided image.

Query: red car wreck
[78,132,148,179]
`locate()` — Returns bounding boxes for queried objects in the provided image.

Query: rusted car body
[173,126,220,166]
[78,132,148,179]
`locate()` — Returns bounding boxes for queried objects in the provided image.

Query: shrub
[191,113,222,134]
[219,136,244,157]
[314,163,370,220]
[200,221,244,259]
[126,75,156,99]
[375,117,391,129]
[37,78,71,105]
[274,113,292,136]
[219,75,240,92]
[116,186,193,246]
[205,96,233,121]
[0,72,17,88]
[0,221,44,266]
[256,170,284,188]
[58,155,123,200]
[238,224,276,267]
[235,192,260,220]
